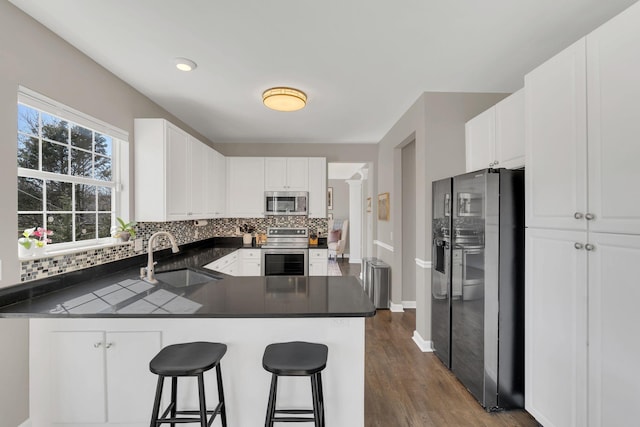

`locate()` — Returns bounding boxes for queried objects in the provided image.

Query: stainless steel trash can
[369,259,390,309]
[361,257,377,300]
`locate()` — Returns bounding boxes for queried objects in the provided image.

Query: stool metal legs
[150,367,227,427]
[264,372,325,427]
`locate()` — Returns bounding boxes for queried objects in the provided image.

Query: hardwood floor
[338,258,539,427]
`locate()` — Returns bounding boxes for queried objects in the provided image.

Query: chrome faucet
[141,231,180,283]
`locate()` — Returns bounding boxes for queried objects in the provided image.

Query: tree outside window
[17,103,116,246]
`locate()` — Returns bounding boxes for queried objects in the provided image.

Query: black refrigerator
[431,177,453,368]
[431,168,525,411]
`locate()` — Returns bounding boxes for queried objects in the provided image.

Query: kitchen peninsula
[0,239,375,427]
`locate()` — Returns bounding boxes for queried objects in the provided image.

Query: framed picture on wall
[367,197,372,212]
[378,192,390,221]
[327,187,334,210]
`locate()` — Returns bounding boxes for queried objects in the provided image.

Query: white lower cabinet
[240,249,262,276]
[526,228,640,427]
[587,232,640,427]
[203,251,239,276]
[309,249,328,276]
[32,323,161,427]
[525,228,588,427]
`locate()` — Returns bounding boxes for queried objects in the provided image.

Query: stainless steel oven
[262,249,308,276]
[261,227,309,276]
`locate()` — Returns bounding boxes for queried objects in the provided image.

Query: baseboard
[402,301,416,309]
[18,419,32,427]
[412,330,434,352]
[389,302,404,312]
[349,257,361,264]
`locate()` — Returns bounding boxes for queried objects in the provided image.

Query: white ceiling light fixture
[174,57,197,72]
[262,87,307,112]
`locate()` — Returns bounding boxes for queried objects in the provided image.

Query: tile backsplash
[20,217,328,283]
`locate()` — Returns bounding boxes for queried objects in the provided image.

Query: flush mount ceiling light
[262,87,307,112]
[174,57,197,72]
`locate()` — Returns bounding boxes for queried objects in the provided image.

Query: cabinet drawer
[309,249,328,259]
[241,249,261,259]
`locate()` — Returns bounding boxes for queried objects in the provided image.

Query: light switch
[134,238,143,252]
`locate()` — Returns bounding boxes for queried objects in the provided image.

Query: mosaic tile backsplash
[20,217,329,283]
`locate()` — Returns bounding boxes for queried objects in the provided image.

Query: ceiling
[9,0,639,145]
[328,163,366,180]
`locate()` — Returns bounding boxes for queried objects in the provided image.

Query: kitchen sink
[155,269,220,288]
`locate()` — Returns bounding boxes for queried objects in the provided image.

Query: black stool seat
[263,341,328,375]
[150,341,227,376]
[149,341,227,427]
[263,341,328,426]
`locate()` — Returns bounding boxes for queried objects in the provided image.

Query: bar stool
[149,341,227,427]
[262,341,328,427]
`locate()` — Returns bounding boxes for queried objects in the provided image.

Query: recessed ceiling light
[262,87,307,112]
[174,57,197,72]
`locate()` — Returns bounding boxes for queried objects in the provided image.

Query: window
[17,88,129,251]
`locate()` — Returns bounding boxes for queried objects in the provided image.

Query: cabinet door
[166,123,190,220]
[50,331,107,423]
[212,148,227,217]
[587,233,640,427]
[495,89,525,169]
[308,158,327,218]
[587,3,640,235]
[465,107,495,172]
[525,39,587,230]
[106,331,162,423]
[240,250,262,276]
[264,157,288,191]
[189,138,205,217]
[286,157,309,191]
[525,228,588,427]
[227,157,265,217]
[309,249,328,276]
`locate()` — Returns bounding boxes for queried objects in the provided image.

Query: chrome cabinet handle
[105,342,114,349]
[574,242,584,250]
[93,342,102,348]
[585,213,595,220]
[585,244,595,251]
[574,212,584,219]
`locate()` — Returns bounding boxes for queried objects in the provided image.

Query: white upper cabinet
[465,107,495,172]
[208,148,226,217]
[308,157,327,218]
[465,89,525,172]
[227,157,265,218]
[134,118,225,221]
[495,89,525,169]
[265,157,309,191]
[586,3,640,235]
[525,39,588,231]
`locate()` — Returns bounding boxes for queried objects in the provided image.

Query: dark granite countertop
[0,238,374,319]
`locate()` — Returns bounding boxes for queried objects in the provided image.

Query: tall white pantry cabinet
[525,3,640,427]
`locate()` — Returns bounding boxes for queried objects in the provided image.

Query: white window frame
[17,87,130,255]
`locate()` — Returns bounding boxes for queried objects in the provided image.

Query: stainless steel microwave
[265,191,308,216]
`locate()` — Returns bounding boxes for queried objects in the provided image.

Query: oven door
[262,249,308,276]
